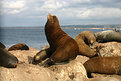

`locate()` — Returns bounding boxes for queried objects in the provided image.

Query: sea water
[0,26,120,50]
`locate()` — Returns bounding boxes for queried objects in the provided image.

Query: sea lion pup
[41,14,79,67]
[75,31,97,57]
[84,56,121,77]
[95,30,121,43]
[0,45,19,68]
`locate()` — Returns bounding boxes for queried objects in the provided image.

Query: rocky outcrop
[96,42,121,57]
[0,64,55,81]
[47,55,89,81]
[86,77,120,81]
[91,73,121,81]
[0,47,88,81]
[8,43,29,51]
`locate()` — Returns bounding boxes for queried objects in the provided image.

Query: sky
[1,0,121,27]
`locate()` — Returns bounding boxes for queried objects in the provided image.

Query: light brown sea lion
[95,30,121,43]
[8,43,29,51]
[0,46,19,68]
[77,31,96,45]
[41,14,79,66]
[75,31,97,57]
[84,56,121,77]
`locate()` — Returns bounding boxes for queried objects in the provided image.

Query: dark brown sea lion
[84,56,121,77]
[75,31,97,57]
[95,30,121,43]
[0,42,6,49]
[8,43,29,51]
[0,47,18,68]
[41,14,79,66]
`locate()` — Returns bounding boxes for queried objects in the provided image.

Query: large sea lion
[84,56,121,77]
[95,30,121,43]
[8,43,29,51]
[0,43,18,68]
[41,14,79,66]
[75,31,97,57]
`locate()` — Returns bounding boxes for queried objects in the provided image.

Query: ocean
[0,25,121,50]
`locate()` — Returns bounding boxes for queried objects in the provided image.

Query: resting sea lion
[84,56,121,77]
[8,43,29,51]
[0,42,6,49]
[95,30,121,43]
[41,14,79,66]
[0,47,18,68]
[75,31,97,57]
[76,31,96,45]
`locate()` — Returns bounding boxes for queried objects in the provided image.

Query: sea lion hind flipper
[40,59,54,67]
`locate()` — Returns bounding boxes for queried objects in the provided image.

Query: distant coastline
[1,24,121,29]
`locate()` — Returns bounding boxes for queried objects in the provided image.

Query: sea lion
[41,14,79,66]
[95,30,121,43]
[75,31,97,57]
[8,43,29,51]
[76,31,97,45]
[0,47,19,68]
[84,56,121,77]
[0,42,6,49]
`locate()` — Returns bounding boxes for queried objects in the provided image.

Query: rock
[47,56,88,81]
[91,73,121,81]
[86,77,119,81]
[10,47,39,64]
[41,44,50,50]
[0,47,56,81]
[96,42,121,57]
[0,47,89,81]
[8,43,29,51]
[0,64,55,81]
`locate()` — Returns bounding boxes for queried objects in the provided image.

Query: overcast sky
[1,0,121,27]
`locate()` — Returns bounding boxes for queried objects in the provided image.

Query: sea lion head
[0,48,19,68]
[46,13,60,28]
